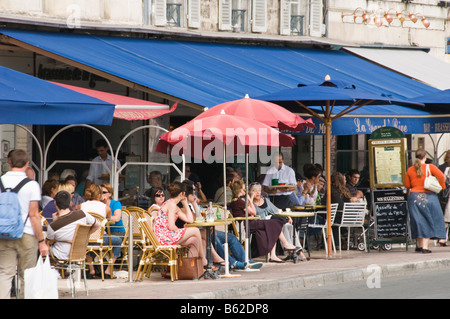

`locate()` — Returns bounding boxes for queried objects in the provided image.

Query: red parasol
[195,94,315,132]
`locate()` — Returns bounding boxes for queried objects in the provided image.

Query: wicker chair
[49,224,91,297]
[122,206,147,250]
[86,212,113,281]
[134,210,185,282]
[148,205,160,217]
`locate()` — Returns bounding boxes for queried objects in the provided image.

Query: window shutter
[252,0,267,33]
[309,0,323,37]
[154,0,167,26]
[219,0,232,31]
[280,0,291,35]
[188,0,201,28]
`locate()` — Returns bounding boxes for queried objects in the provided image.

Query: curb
[183,258,450,299]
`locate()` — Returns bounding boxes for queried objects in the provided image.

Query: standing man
[262,152,297,210]
[0,149,48,299]
[86,139,121,188]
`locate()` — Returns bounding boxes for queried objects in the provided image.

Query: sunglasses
[155,194,165,197]
[102,191,109,194]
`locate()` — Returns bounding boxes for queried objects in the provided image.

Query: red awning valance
[51,82,176,120]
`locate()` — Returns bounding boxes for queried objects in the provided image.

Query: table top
[230,216,261,221]
[185,219,231,227]
[291,205,326,211]
[275,211,315,218]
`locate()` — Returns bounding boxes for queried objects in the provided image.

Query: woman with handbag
[404,149,446,253]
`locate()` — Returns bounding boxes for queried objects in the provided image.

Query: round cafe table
[291,205,326,212]
[274,211,315,218]
[186,219,230,279]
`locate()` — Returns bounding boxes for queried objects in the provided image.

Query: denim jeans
[103,233,123,258]
[214,231,246,264]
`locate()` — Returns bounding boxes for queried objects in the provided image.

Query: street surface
[257,268,450,299]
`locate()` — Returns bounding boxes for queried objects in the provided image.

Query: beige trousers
[0,234,38,299]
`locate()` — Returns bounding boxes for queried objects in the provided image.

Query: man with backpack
[0,149,48,299]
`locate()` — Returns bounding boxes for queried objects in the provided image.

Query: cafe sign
[290,116,450,135]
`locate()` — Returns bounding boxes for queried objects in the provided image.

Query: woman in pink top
[404,149,446,253]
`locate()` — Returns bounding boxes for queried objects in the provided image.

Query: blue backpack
[0,177,31,240]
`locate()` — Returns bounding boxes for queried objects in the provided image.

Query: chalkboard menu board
[372,188,409,240]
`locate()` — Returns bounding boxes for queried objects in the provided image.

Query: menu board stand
[367,127,411,252]
[369,188,410,252]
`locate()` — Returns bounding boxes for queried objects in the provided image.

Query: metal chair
[307,203,339,255]
[49,224,91,297]
[334,202,367,252]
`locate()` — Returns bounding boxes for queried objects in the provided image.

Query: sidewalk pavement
[59,244,450,299]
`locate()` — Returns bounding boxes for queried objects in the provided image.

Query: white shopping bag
[24,255,59,299]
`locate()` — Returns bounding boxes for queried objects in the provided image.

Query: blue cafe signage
[291,116,450,136]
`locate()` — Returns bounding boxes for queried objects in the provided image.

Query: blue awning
[0,65,114,125]
[0,28,444,133]
[298,111,450,136]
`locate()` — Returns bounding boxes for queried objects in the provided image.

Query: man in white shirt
[0,149,48,299]
[262,153,297,210]
[86,139,121,187]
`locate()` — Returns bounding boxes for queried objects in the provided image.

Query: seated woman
[330,172,360,247]
[41,179,58,210]
[298,164,322,205]
[81,184,112,218]
[81,184,115,278]
[63,175,85,210]
[330,171,360,220]
[180,180,228,268]
[249,182,308,261]
[43,182,77,223]
[148,187,166,216]
[101,183,126,278]
[153,182,207,266]
[229,180,297,263]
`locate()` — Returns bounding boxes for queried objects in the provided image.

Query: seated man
[346,169,364,200]
[46,190,100,260]
[214,172,239,205]
[144,170,169,199]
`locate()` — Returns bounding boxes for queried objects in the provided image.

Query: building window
[446,38,450,54]
[290,14,304,35]
[219,0,249,32]
[167,3,182,27]
[281,0,306,36]
[232,9,246,32]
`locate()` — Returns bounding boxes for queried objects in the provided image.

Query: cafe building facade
[0,0,450,199]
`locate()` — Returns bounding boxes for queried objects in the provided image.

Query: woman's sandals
[283,247,308,263]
